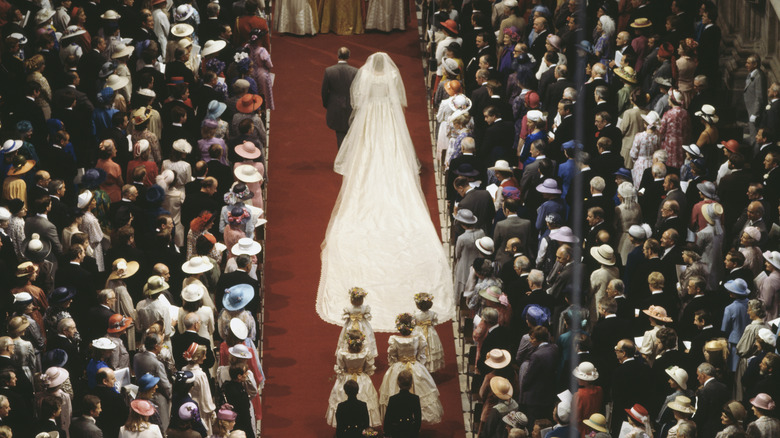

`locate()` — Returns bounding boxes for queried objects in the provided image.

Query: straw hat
[100,9,121,20]
[36,8,56,24]
[7,157,35,176]
[108,258,139,280]
[232,237,262,256]
[202,39,227,57]
[143,275,169,296]
[132,106,153,124]
[171,23,194,38]
[174,4,195,22]
[476,236,494,255]
[42,367,69,388]
[234,165,263,183]
[702,203,723,225]
[92,337,117,350]
[131,399,156,416]
[642,305,673,322]
[583,413,608,433]
[229,318,249,340]
[625,404,649,424]
[665,365,688,390]
[182,256,214,274]
[15,261,36,277]
[630,18,652,28]
[590,244,616,266]
[7,315,30,335]
[614,65,638,84]
[454,208,478,225]
[111,42,134,58]
[489,376,513,400]
[236,141,262,159]
[479,285,502,303]
[572,361,599,381]
[236,94,263,113]
[484,349,511,369]
[489,160,513,172]
[105,74,129,91]
[107,314,133,333]
[668,396,695,414]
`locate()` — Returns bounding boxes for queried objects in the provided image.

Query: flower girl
[412,293,444,373]
[326,329,381,427]
[379,313,443,424]
[336,287,377,358]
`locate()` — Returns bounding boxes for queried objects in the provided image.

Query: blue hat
[206,100,227,120]
[173,370,194,386]
[15,120,32,133]
[545,212,562,225]
[49,286,77,304]
[42,348,69,368]
[692,157,707,170]
[562,140,582,150]
[455,163,479,177]
[614,168,632,180]
[98,86,115,104]
[223,284,254,311]
[138,373,161,391]
[81,168,107,188]
[724,279,749,296]
[145,184,165,204]
[522,304,550,327]
[576,40,593,54]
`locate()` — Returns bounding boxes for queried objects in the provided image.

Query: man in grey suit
[24,196,63,265]
[322,47,359,148]
[493,197,534,264]
[69,394,104,438]
[133,334,172,431]
[744,54,767,149]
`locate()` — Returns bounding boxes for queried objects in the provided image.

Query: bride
[317,52,456,331]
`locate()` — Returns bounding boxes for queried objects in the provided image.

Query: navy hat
[81,168,107,189]
[455,163,479,177]
[49,287,77,304]
[145,184,165,204]
[692,157,707,170]
[614,168,632,180]
[173,370,195,386]
[42,348,69,369]
[563,140,583,150]
[138,373,161,391]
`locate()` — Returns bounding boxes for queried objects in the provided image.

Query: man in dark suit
[77,37,108,105]
[469,69,491,143]
[181,177,221,236]
[548,99,575,163]
[322,47,358,148]
[762,151,780,207]
[520,326,560,424]
[48,315,84,378]
[384,370,422,438]
[85,289,116,345]
[529,17,551,66]
[660,229,684,266]
[171,312,216,373]
[493,198,535,265]
[133,50,167,102]
[696,6,721,86]
[199,2,223,43]
[693,363,729,438]
[582,63,609,115]
[718,155,752,231]
[592,298,632,392]
[215,254,261,312]
[688,309,725,369]
[537,52,560,107]
[525,269,555,313]
[446,142,482,203]
[194,71,225,124]
[25,196,64,264]
[0,369,34,438]
[465,31,495,94]
[656,200,686,239]
[611,339,653,435]
[69,394,104,438]
[336,380,370,438]
[453,176,495,237]
[591,124,624,189]
[543,64,572,113]
[56,247,98,329]
[89,368,128,438]
[479,104,515,165]
[10,83,47,146]
[678,277,721,341]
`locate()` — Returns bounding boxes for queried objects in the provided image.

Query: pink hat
[750,393,776,411]
[130,399,156,417]
[217,403,237,420]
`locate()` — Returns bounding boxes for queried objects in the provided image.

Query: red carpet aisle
[263,24,465,438]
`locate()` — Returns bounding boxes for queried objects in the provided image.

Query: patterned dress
[659,106,691,168]
[630,129,660,186]
[319,0,364,35]
[250,45,275,110]
[80,210,106,271]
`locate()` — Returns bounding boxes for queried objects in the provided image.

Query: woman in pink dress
[223,206,251,258]
[658,89,691,169]
[630,110,661,186]
[232,141,265,211]
[247,28,274,111]
[96,140,124,203]
[676,38,698,108]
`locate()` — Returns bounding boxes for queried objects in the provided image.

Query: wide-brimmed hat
[42,349,68,370]
[665,366,688,390]
[111,42,134,59]
[7,157,35,176]
[236,141,262,159]
[229,318,249,340]
[695,104,719,123]
[7,316,29,336]
[132,106,153,124]
[454,163,479,177]
[223,284,254,311]
[454,208,478,225]
[143,275,170,295]
[182,256,214,274]
[668,396,695,414]
[550,226,577,243]
[697,182,718,200]
[171,23,194,38]
[614,167,632,180]
[536,178,561,194]
[49,287,76,304]
[92,337,117,350]
[583,413,608,433]
[441,19,458,35]
[631,18,652,28]
[100,9,121,20]
[232,237,262,256]
[36,8,56,24]
[724,278,749,296]
[590,244,616,266]
[682,144,703,157]
[750,393,776,411]
[13,292,33,305]
[643,305,673,322]
[758,328,776,346]
[489,376,513,400]
[206,100,227,120]
[476,236,494,255]
[573,361,599,381]
[174,4,195,21]
[105,74,129,91]
[614,65,638,84]
[202,39,227,57]
[15,261,36,277]
[43,367,69,388]
[25,233,51,261]
[229,343,253,359]
[98,62,115,79]
[107,314,133,333]
[719,139,740,154]
[641,111,660,126]
[626,404,649,424]
[489,160,513,172]
[484,349,511,369]
[131,398,156,416]
[235,164,263,183]
[503,411,528,429]
[702,202,723,225]
[763,251,780,270]
[441,58,459,76]
[479,285,502,303]
[236,94,263,113]
[1,139,23,154]
[180,282,206,302]
[61,25,86,41]
[138,373,160,391]
[108,258,139,280]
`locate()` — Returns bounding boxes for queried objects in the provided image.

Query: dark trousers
[336,130,348,148]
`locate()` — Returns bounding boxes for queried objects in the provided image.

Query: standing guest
[90,368,129,438]
[106,314,132,370]
[211,404,238,438]
[120,399,162,438]
[133,337,172,432]
[168,402,202,438]
[716,401,746,438]
[694,362,730,438]
[70,394,104,438]
[96,140,124,204]
[759,251,780,321]
[520,326,559,424]
[630,111,661,186]
[735,300,770,400]
[87,337,116,389]
[659,90,691,168]
[666,396,695,438]
[181,344,216,433]
[697,203,725,290]
[721,279,750,374]
[221,366,254,438]
[745,393,780,438]
[384,370,422,438]
[335,380,369,438]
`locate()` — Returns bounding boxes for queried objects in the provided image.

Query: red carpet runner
[264,23,465,438]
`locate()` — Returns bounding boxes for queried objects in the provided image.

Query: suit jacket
[544,77,573,113]
[529,30,550,65]
[85,304,115,343]
[78,49,108,104]
[693,378,729,438]
[591,316,632,386]
[384,389,421,438]
[744,68,767,120]
[549,114,575,162]
[48,334,84,378]
[215,269,261,312]
[611,359,653,432]
[591,147,624,197]
[478,325,514,375]
[469,85,491,139]
[171,330,216,372]
[480,119,515,165]
[336,397,370,438]
[493,215,535,264]
[521,343,560,406]
[322,62,358,132]
[132,351,172,399]
[89,384,129,438]
[538,66,557,109]
[25,215,63,258]
[656,216,685,241]
[688,326,726,371]
[69,416,104,438]
[456,188,495,237]
[718,170,752,229]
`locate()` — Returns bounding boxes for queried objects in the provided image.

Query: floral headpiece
[234,51,248,63]
[346,331,365,347]
[349,287,367,300]
[414,293,433,304]
[205,57,225,75]
[395,313,416,331]
[362,428,379,437]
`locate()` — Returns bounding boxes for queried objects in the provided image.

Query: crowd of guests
[425,0,780,438]
[0,0,275,436]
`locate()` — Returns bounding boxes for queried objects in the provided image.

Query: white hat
[92,337,117,350]
[229,318,249,340]
[476,236,494,255]
[503,0,518,6]
[235,165,263,183]
[695,104,719,123]
[159,169,175,186]
[172,139,192,154]
[557,400,571,423]
[77,191,94,209]
[228,343,252,359]
[682,144,702,157]
[1,139,22,154]
[9,33,27,44]
[572,361,599,381]
[35,8,56,24]
[590,244,616,266]
[202,39,227,57]
[550,226,577,243]
[171,23,194,37]
[182,256,214,274]
[641,110,660,126]
[536,178,562,194]
[526,110,544,122]
[665,365,689,390]
[0,207,10,221]
[137,88,156,98]
[111,42,134,59]
[758,328,777,347]
[489,160,513,172]
[763,251,780,270]
[42,367,69,388]
[232,237,262,256]
[442,58,459,75]
[181,283,206,302]
[13,292,33,304]
[100,9,121,20]
[134,139,150,153]
[177,38,192,49]
[105,74,128,91]
[174,4,195,22]
[628,223,653,239]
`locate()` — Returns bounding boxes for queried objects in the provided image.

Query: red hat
[719,139,740,154]
[444,80,462,96]
[107,314,133,333]
[658,42,674,59]
[182,342,199,360]
[441,19,458,35]
[625,404,649,424]
[525,91,540,109]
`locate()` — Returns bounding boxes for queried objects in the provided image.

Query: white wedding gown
[316,53,455,332]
